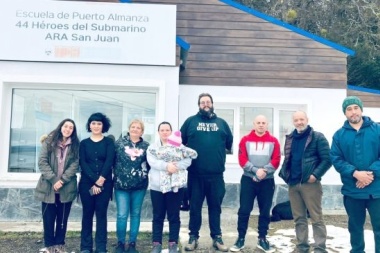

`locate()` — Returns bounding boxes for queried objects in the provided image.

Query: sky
[270,225,374,252]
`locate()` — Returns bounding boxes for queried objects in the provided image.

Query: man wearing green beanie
[331,96,380,253]
[341,96,363,114]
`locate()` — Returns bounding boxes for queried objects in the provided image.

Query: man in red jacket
[230,115,280,252]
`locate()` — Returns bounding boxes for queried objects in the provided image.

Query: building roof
[221,0,354,56]
[347,85,380,108]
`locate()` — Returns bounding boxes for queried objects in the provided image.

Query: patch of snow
[268,225,374,253]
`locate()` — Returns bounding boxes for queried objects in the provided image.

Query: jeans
[188,175,225,239]
[79,182,112,252]
[237,176,274,239]
[150,189,183,243]
[344,195,380,253]
[115,188,147,244]
[42,194,72,247]
[289,181,327,253]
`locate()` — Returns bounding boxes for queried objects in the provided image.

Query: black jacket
[279,127,331,184]
[113,134,150,191]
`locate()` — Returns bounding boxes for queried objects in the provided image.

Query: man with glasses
[180,93,233,252]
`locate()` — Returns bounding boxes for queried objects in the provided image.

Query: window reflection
[279,110,296,155]
[9,89,156,173]
[216,108,234,154]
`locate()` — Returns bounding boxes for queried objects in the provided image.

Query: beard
[199,106,215,118]
[295,125,308,133]
[348,115,362,124]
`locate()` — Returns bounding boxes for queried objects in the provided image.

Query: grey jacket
[35,139,79,203]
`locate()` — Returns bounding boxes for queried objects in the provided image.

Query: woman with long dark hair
[79,112,115,253]
[35,118,80,253]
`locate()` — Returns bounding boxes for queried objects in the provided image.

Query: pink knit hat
[168,130,182,147]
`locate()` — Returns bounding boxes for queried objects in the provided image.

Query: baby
[149,130,197,193]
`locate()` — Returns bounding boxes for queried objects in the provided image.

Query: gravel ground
[0,215,372,253]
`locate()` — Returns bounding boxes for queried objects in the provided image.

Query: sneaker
[257,238,275,252]
[180,204,190,211]
[184,236,198,251]
[230,237,245,252]
[115,241,125,253]
[55,244,67,253]
[127,242,139,253]
[212,235,228,252]
[40,246,56,253]
[168,242,178,253]
[151,242,162,253]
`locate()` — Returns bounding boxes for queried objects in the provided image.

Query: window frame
[0,78,165,187]
[216,102,307,165]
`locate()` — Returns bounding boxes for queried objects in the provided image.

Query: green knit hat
[342,96,363,113]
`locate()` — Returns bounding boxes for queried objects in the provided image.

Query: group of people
[34,110,202,253]
[229,95,380,253]
[34,93,380,253]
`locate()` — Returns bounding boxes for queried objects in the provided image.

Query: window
[240,107,273,137]
[279,110,297,155]
[217,103,306,163]
[8,89,156,173]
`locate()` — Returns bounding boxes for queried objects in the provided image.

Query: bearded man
[331,96,380,253]
[279,111,331,253]
[180,93,233,252]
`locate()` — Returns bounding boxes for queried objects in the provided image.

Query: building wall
[0,61,180,221]
[0,0,355,221]
[348,89,380,108]
[135,0,349,89]
[0,82,350,221]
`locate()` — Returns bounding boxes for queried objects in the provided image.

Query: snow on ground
[269,225,374,252]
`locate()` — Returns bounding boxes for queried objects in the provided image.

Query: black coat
[279,128,332,184]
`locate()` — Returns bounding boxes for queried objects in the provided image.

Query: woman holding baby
[147,121,197,253]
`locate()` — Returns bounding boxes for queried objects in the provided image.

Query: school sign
[0,0,176,66]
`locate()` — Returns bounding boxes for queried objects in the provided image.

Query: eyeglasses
[200,101,212,105]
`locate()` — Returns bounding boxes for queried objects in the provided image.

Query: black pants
[79,182,112,252]
[344,195,380,253]
[188,175,225,239]
[237,176,275,239]
[150,189,184,243]
[42,194,72,247]
[182,188,190,207]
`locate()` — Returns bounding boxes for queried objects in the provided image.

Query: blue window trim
[120,0,132,3]
[220,0,355,56]
[348,85,380,95]
[176,36,191,51]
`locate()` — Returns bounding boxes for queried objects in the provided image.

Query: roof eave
[220,0,355,56]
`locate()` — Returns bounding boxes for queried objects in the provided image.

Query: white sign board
[0,0,176,66]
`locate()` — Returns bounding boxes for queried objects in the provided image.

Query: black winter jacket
[114,134,150,191]
[279,127,332,184]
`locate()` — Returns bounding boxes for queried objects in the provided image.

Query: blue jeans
[115,189,146,243]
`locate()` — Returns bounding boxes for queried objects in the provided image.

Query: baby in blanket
[149,130,197,193]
